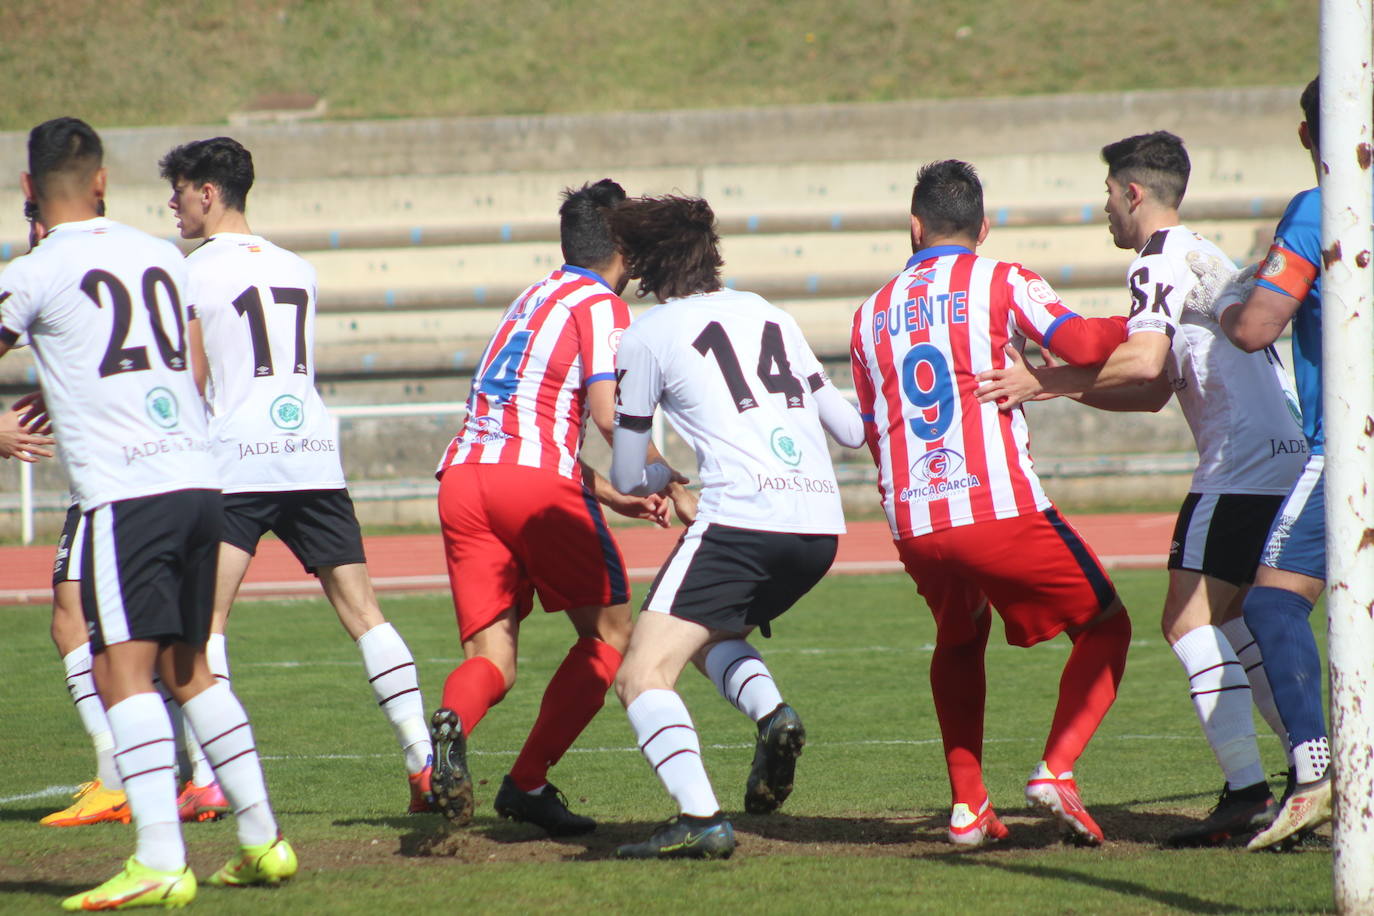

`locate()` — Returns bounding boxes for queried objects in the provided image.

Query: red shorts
[895,508,1118,647]
[438,463,630,641]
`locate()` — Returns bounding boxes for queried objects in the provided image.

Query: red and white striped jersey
[851,245,1124,539]
[436,266,631,480]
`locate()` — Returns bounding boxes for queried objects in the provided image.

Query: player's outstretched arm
[1222,285,1301,353]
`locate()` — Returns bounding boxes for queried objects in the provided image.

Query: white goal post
[1320,1,1374,913]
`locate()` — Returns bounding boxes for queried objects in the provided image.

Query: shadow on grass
[0,806,66,823]
[379,801,1296,862]
[0,879,86,896]
[933,856,1331,915]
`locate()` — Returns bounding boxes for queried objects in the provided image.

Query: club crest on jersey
[769,427,802,467]
[269,394,305,431]
[907,267,938,288]
[145,387,180,430]
[910,447,963,481]
[1281,391,1302,428]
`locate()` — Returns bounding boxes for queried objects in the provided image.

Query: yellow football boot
[206,835,298,887]
[41,780,131,827]
[61,856,195,910]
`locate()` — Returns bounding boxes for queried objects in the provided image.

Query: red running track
[0,513,1173,606]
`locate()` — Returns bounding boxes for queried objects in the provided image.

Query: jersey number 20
[82,268,186,377]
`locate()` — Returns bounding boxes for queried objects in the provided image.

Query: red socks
[441,656,507,736]
[509,637,622,791]
[930,610,991,808]
[1043,610,1131,775]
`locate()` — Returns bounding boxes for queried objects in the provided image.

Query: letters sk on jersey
[853,247,1078,539]
[437,266,630,480]
[0,218,214,511]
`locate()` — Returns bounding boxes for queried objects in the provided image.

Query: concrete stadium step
[0,140,1309,260]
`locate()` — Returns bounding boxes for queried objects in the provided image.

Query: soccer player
[852,160,1134,847]
[0,117,294,910]
[609,194,864,860]
[1185,78,1344,851]
[429,179,692,836]
[158,137,436,814]
[974,131,1303,846]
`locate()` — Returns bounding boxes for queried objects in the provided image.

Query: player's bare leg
[1027,600,1131,846]
[614,612,736,859]
[431,609,518,825]
[43,581,129,827]
[690,633,804,815]
[1161,571,1274,846]
[318,562,433,808]
[497,603,630,835]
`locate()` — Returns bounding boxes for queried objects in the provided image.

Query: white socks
[207,632,231,683]
[1293,737,1331,784]
[626,689,719,817]
[106,693,183,872]
[1173,625,1265,790]
[704,640,784,723]
[62,644,121,789]
[181,682,277,847]
[357,622,432,774]
[153,675,214,787]
[1219,617,1291,755]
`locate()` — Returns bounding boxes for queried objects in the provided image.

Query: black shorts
[80,489,221,652]
[1168,492,1286,586]
[221,488,366,575]
[641,522,837,636]
[52,504,85,586]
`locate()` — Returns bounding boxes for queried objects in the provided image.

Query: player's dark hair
[910,160,984,239]
[610,195,723,302]
[27,117,103,201]
[1100,131,1190,208]
[559,179,626,269]
[1301,77,1320,150]
[158,136,255,212]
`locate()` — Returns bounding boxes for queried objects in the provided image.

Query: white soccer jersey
[1124,226,1305,494]
[615,288,845,535]
[0,218,214,511]
[187,233,344,492]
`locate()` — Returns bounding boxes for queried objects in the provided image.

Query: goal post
[1319,1,1374,913]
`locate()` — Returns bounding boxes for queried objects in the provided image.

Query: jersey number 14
[693,320,805,412]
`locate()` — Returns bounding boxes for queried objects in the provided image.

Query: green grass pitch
[0,570,1332,913]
